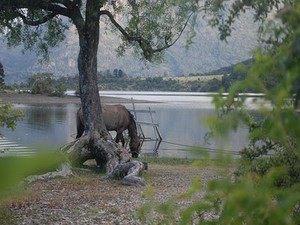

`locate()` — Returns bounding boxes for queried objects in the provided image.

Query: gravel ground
[1,92,227,224]
[3,163,227,225]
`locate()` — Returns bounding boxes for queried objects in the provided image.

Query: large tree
[0,0,199,171]
[0,62,4,87]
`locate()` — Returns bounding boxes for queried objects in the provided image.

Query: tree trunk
[63,0,130,173]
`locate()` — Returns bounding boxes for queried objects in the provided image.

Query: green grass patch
[136,156,197,165]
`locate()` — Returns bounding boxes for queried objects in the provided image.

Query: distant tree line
[93,65,252,92]
[6,58,294,95]
[10,66,250,93]
[11,61,290,94]
[46,67,251,92]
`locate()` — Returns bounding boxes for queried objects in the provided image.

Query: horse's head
[129,136,142,158]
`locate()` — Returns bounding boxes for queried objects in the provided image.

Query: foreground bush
[137,1,300,224]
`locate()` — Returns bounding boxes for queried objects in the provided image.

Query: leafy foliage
[210,1,300,188]
[109,0,199,62]
[0,152,65,225]
[0,102,23,132]
[0,11,68,61]
[202,1,300,222]
[203,0,285,41]
[137,166,300,225]
[137,1,300,224]
[0,152,65,199]
[0,60,23,135]
[0,0,199,62]
[27,73,66,97]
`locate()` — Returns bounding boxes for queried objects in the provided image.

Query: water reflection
[128,102,249,158]
[1,101,249,158]
[26,106,63,130]
[2,104,79,149]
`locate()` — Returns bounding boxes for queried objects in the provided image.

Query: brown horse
[76,104,141,158]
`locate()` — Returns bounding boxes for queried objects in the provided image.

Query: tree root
[60,133,147,186]
[61,133,131,174]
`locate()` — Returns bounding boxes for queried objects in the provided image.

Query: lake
[0,91,251,158]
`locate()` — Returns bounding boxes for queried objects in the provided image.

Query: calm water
[0,92,250,158]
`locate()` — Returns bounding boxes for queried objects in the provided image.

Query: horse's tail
[76,107,84,138]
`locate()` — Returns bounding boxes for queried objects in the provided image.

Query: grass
[136,156,197,165]
[82,156,198,167]
[164,75,223,83]
[136,155,237,168]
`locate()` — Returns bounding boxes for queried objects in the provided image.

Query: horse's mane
[127,110,138,138]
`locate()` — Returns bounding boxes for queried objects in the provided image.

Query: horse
[76,104,141,158]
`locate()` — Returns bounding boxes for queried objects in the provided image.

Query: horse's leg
[115,133,120,143]
[120,134,125,147]
[115,132,125,147]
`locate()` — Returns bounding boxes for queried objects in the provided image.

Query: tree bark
[63,0,130,173]
[77,0,103,139]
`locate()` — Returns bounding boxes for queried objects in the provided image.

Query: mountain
[207,58,253,75]
[0,13,258,84]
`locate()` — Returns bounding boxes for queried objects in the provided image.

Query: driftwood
[108,161,148,186]
[25,163,74,183]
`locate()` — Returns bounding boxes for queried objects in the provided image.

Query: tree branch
[17,11,57,26]
[99,10,141,43]
[0,0,75,19]
[100,10,194,61]
[154,13,194,53]
[0,0,85,30]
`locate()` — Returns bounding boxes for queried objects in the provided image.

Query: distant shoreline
[0,92,149,105]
